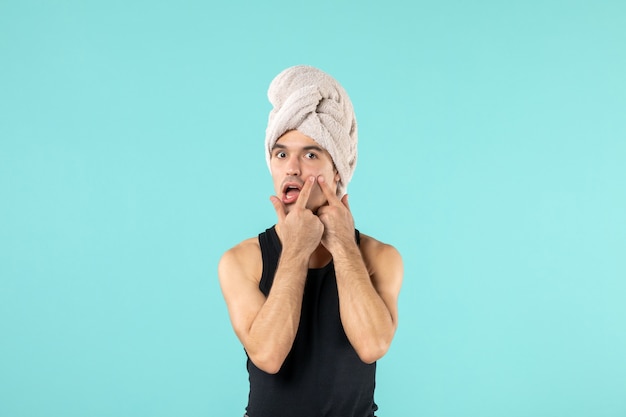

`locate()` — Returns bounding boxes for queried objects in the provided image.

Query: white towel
[265,65,358,197]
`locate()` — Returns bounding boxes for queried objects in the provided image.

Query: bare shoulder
[218,237,267,345]
[359,233,403,288]
[359,234,402,266]
[218,237,263,287]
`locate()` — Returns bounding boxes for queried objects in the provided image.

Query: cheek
[271,175,283,193]
[311,166,336,181]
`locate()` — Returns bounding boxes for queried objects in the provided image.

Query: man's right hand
[270,176,323,257]
[220,176,322,374]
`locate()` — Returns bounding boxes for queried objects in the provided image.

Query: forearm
[332,241,396,363]
[245,250,309,373]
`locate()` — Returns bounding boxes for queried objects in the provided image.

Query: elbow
[243,332,293,374]
[248,351,286,375]
[355,338,392,364]
[255,360,283,375]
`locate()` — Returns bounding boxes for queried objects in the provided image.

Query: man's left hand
[316,175,356,254]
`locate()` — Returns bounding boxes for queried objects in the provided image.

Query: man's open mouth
[282,182,302,204]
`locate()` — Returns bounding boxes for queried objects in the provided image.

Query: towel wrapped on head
[265,65,358,197]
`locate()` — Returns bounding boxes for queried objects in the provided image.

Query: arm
[218,176,323,374]
[316,176,403,363]
[218,240,309,374]
[332,235,402,363]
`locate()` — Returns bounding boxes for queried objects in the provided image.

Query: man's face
[270,130,340,213]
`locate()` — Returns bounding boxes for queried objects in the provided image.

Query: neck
[308,245,332,269]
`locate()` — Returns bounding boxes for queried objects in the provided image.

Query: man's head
[265,65,358,199]
[270,130,340,212]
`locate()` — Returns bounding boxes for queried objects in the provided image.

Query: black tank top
[245,226,378,417]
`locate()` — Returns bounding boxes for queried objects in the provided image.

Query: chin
[308,202,326,213]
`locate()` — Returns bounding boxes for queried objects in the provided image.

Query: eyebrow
[272,143,325,153]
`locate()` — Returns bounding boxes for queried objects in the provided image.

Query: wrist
[326,235,359,258]
[280,246,312,266]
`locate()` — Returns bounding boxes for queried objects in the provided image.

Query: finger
[317,175,341,206]
[295,175,316,209]
[270,195,286,222]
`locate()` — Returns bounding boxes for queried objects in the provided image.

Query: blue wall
[1,1,625,416]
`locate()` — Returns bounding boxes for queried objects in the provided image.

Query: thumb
[270,196,286,222]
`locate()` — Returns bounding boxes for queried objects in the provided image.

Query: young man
[218,65,403,417]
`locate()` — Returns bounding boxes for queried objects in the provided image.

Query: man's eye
[305,152,317,159]
[276,151,286,158]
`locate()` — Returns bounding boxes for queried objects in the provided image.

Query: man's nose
[286,157,301,176]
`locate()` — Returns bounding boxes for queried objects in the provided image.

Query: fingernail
[318,175,325,182]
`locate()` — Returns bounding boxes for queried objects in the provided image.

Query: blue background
[1,1,625,416]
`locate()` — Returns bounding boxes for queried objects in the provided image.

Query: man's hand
[270,176,324,257]
[316,175,356,254]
